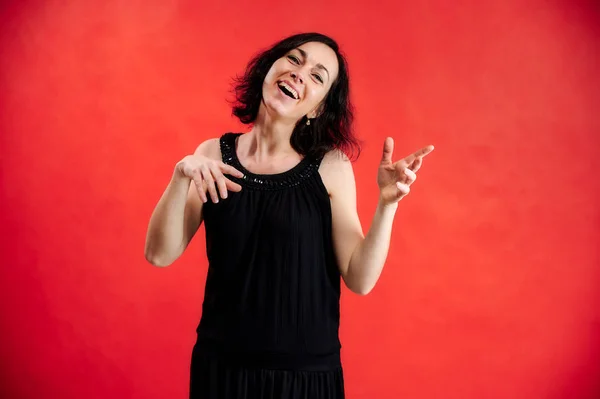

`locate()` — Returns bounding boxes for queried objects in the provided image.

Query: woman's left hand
[377,137,434,205]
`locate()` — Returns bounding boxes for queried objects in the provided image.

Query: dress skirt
[190,344,345,399]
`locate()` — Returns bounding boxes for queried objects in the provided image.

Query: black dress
[189,133,344,399]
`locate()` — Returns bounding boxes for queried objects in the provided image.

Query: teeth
[279,82,298,99]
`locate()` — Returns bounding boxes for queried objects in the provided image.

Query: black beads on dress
[219,133,323,191]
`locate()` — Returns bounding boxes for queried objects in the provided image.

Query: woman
[145,32,433,399]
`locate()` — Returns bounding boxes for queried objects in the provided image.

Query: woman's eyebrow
[296,48,330,80]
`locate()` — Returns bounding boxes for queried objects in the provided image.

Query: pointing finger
[403,145,434,165]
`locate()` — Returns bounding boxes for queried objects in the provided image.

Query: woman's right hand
[175,155,244,203]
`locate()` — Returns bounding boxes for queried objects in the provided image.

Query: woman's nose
[290,71,304,84]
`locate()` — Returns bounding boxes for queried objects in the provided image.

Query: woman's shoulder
[320,148,351,170]
[319,148,355,195]
[193,136,227,161]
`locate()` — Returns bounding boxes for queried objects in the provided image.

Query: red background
[1,0,599,398]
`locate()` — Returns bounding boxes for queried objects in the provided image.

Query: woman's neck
[244,106,299,161]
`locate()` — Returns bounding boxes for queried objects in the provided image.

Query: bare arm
[321,151,385,295]
[339,187,398,295]
[144,138,242,267]
[321,138,434,295]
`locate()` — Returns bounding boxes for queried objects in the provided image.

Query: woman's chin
[262,101,301,123]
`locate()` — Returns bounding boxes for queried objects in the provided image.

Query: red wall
[1,1,599,398]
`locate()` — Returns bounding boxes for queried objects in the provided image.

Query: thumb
[381,137,394,164]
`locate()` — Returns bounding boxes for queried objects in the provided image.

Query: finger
[381,137,394,164]
[409,157,423,173]
[212,171,229,200]
[394,161,407,176]
[225,178,243,192]
[396,181,410,197]
[401,168,417,184]
[191,171,208,203]
[403,145,434,165]
[200,166,219,203]
[209,165,229,199]
[221,163,245,178]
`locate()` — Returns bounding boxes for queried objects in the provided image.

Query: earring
[306,118,311,126]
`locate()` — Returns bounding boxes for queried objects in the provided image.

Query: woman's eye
[287,55,300,64]
[313,74,323,83]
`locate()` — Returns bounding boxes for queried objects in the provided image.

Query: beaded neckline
[220,132,322,190]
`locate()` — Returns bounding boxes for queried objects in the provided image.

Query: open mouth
[278,82,299,100]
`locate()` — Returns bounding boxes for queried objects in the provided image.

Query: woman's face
[262,41,340,123]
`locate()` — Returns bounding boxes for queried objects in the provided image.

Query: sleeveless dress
[189,133,344,399]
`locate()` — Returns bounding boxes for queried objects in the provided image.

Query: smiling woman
[144,32,433,399]
[231,33,359,161]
